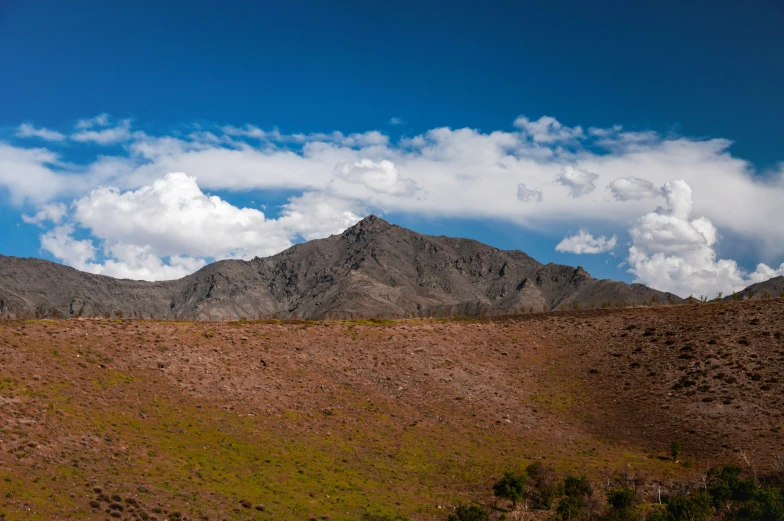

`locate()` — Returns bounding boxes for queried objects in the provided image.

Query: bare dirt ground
[0,299,782,521]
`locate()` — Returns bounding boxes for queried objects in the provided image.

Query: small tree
[526,462,560,509]
[556,475,592,521]
[493,471,527,510]
[671,441,681,462]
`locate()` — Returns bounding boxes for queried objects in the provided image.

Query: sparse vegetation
[671,441,681,462]
[1,298,783,520]
[446,505,488,521]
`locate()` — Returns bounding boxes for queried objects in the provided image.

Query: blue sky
[1,0,783,296]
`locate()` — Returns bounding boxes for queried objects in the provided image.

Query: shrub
[602,487,639,521]
[645,508,670,521]
[666,492,712,521]
[708,465,752,505]
[608,488,635,510]
[447,505,488,521]
[670,441,681,461]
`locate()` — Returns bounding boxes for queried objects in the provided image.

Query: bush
[447,505,488,521]
[645,508,670,521]
[730,487,784,521]
[608,488,635,510]
[670,441,681,461]
[603,487,639,521]
[709,465,757,506]
[666,492,712,521]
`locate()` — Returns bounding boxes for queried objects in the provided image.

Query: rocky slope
[723,276,784,301]
[0,215,684,319]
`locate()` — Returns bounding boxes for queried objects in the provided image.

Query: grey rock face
[0,215,684,319]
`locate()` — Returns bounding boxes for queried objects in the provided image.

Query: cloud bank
[1,114,783,294]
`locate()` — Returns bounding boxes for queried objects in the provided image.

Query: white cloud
[71,119,132,144]
[608,176,661,201]
[73,172,294,259]
[516,183,543,202]
[556,230,617,254]
[0,143,77,204]
[40,224,96,270]
[22,203,68,226]
[42,223,207,281]
[275,191,364,241]
[555,166,599,197]
[16,123,66,142]
[627,179,784,296]
[75,113,111,129]
[37,173,363,280]
[334,159,420,196]
[389,117,404,125]
[514,116,584,143]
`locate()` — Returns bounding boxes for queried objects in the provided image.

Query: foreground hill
[0,298,782,520]
[0,216,682,319]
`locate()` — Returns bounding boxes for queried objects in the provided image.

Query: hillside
[0,299,782,520]
[0,216,683,319]
[724,276,784,301]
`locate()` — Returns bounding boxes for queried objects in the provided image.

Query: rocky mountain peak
[341,215,394,244]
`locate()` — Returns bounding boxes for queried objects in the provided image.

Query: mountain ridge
[0,215,689,319]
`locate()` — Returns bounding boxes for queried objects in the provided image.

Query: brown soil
[0,299,782,520]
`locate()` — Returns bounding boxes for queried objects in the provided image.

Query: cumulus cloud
[556,230,617,254]
[389,117,404,125]
[555,167,599,197]
[22,203,68,226]
[608,176,661,201]
[627,179,784,296]
[37,173,363,280]
[16,123,66,142]
[42,222,207,281]
[334,159,420,196]
[516,183,543,202]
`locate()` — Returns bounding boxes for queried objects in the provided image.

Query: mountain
[723,276,784,301]
[0,215,683,319]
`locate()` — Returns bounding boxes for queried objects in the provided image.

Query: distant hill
[0,215,683,319]
[723,276,784,301]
